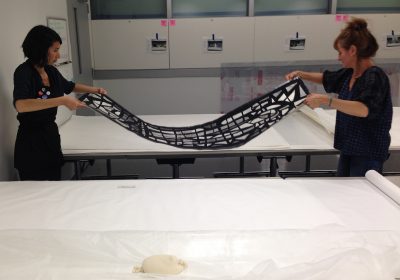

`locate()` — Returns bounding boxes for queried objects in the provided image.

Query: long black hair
[22,25,62,67]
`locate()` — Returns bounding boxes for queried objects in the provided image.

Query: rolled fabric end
[366,170,400,206]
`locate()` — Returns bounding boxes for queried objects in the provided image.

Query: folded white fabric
[133,255,187,275]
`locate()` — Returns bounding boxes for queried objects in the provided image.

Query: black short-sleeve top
[322,66,392,160]
[13,60,75,126]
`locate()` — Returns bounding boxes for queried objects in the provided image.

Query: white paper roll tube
[366,170,400,206]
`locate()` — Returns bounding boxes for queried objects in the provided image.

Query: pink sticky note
[169,19,176,26]
[342,15,349,21]
[161,19,167,27]
[335,15,342,22]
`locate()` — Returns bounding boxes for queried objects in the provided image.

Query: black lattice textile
[79,78,309,149]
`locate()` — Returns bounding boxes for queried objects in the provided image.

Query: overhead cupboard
[254,14,400,62]
[89,0,400,70]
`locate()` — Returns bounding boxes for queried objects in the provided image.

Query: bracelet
[328,96,333,107]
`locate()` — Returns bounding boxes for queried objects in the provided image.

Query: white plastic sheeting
[1,175,400,279]
[0,229,399,280]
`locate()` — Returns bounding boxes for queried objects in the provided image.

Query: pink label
[169,19,176,26]
[161,19,167,27]
[335,14,349,22]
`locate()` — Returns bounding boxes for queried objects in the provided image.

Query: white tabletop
[59,107,400,157]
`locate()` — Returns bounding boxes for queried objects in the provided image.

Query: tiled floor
[387,176,400,187]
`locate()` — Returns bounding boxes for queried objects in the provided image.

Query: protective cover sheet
[0,178,343,231]
[1,176,400,279]
[0,229,399,280]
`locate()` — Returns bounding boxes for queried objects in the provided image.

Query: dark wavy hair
[334,17,378,59]
[22,25,62,67]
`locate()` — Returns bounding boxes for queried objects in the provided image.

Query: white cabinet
[90,14,400,70]
[91,19,169,70]
[254,15,343,62]
[169,17,254,68]
[364,14,400,59]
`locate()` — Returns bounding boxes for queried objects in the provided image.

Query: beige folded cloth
[133,254,187,274]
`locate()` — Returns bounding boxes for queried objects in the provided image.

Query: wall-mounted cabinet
[91,19,169,70]
[362,14,400,59]
[169,17,254,68]
[254,15,343,62]
[90,14,400,70]
[253,14,400,63]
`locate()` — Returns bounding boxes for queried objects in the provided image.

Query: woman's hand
[62,96,86,110]
[95,87,107,94]
[285,71,302,80]
[73,83,107,95]
[304,93,329,109]
[285,71,323,84]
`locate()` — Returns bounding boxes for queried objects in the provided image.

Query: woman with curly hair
[286,18,392,176]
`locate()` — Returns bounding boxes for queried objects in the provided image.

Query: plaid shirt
[323,66,392,160]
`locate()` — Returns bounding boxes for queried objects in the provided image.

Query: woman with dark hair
[13,25,107,180]
[286,17,392,176]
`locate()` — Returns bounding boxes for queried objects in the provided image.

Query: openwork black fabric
[79,78,309,149]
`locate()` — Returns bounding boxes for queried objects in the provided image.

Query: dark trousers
[337,153,384,177]
[18,166,61,181]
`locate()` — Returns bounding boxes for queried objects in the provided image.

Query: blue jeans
[337,153,384,177]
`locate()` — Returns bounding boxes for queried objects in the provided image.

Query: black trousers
[18,166,61,181]
[15,122,63,181]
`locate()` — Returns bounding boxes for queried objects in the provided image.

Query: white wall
[0,0,69,181]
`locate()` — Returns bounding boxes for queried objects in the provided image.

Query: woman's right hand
[285,71,302,80]
[62,96,86,110]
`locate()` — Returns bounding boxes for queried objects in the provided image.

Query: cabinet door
[362,14,400,59]
[91,19,169,70]
[169,17,254,68]
[254,15,343,62]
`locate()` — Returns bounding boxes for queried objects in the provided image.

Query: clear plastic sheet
[0,229,399,280]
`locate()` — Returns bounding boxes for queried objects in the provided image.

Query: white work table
[59,107,400,178]
[0,171,399,279]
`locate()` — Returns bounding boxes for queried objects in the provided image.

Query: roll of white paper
[299,106,335,134]
[365,170,400,206]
